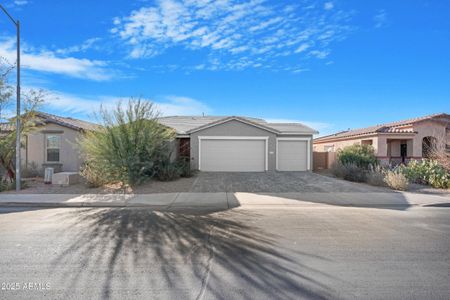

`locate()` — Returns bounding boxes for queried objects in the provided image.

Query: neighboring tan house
[314,113,450,165]
[159,116,318,171]
[0,112,98,174]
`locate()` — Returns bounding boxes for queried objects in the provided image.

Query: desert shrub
[155,157,181,181]
[0,179,26,192]
[78,99,176,186]
[331,161,367,182]
[331,161,347,178]
[176,157,192,178]
[366,165,387,186]
[337,144,378,169]
[0,180,10,192]
[399,159,450,189]
[21,162,41,178]
[80,162,108,188]
[384,169,408,191]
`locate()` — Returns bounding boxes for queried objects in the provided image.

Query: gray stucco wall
[189,120,313,171]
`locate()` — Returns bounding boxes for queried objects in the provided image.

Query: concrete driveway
[190,171,388,193]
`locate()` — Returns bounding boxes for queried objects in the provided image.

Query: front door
[400,143,407,163]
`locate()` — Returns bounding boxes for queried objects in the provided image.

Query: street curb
[0,202,445,209]
[0,202,172,208]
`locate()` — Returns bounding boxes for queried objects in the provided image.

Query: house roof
[158,115,318,135]
[34,112,99,131]
[265,122,318,134]
[0,112,99,132]
[315,112,450,143]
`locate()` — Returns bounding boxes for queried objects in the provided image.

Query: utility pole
[0,5,21,191]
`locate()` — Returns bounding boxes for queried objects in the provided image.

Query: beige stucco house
[314,113,450,165]
[1,112,98,174]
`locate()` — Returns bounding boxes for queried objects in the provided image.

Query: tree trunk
[0,157,15,182]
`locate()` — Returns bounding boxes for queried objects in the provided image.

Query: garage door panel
[277,140,308,171]
[200,139,265,172]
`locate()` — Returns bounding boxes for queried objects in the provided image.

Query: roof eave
[314,131,417,143]
[278,131,318,135]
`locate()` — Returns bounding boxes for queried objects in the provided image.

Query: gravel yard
[2,171,448,197]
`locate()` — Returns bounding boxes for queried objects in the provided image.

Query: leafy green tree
[79,99,176,186]
[0,61,45,181]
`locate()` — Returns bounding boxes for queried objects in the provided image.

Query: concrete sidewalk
[0,191,449,210]
[0,193,234,211]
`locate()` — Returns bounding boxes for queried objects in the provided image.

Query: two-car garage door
[199,138,266,172]
[198,137,310,172]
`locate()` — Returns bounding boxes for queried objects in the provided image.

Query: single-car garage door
[277,139,309,171]
[199,138,266,172]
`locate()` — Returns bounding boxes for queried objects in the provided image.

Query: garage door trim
[276,137,311,171]
[198,136,269,171]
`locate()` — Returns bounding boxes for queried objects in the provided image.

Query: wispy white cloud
[324,2,334,10]
[55,38,101,55]
[295,43,311,53]
[374,9,388,29]
[309,49,330,59]
[155,95,211,116]
[0,37,114,81]
[41,88,212,117]
[112,0,353,71]
[13,0,29,6]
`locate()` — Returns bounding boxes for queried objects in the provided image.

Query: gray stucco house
[159,116,318,172]
[1,113,318,175]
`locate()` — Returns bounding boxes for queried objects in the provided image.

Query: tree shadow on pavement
[50,208,334,299]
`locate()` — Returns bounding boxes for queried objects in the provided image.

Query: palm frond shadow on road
[50,208,334,299]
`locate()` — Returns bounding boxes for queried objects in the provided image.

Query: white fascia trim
[276,137,312,171]
[277,137,312,141]
[198,136,269,171]
[277,132,318,135]
[198,136,270,140]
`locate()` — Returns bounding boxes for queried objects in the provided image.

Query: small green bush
[155,158,181,181]
[384,169,409,191]
[337,144,378,169]
[177,158,192,178]
[331,162,367,182]
[0,179,27,192]
[399,159,450,189]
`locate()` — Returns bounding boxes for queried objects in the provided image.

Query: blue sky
[0,0,449,136]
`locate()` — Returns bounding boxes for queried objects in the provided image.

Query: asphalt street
[0,205,449,299]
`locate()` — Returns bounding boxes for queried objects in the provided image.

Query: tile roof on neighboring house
[315,112,450,142]
[158,116,318,135]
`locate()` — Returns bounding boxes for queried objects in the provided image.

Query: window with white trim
[46,135,61,162]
